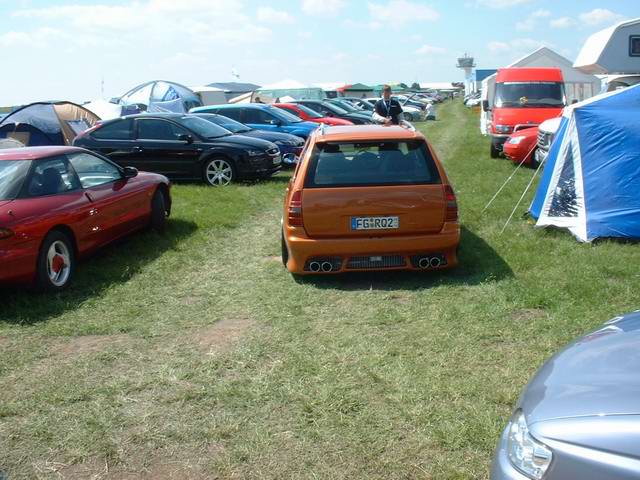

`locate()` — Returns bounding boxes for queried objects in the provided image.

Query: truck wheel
[529,149,539,169]
[490,142,500,158]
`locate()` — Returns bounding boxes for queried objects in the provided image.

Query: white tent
[480,47,601,135]
[84,99,126,120]
[256,79,325,101]
[190,86,227,106]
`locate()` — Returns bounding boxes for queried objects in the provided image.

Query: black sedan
[74,114,281,186]
[192,113,305,166]
[292,100,373,125]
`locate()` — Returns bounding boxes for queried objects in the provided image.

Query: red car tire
[36,230,76,291]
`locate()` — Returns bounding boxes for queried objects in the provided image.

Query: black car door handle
[132,146,144,153]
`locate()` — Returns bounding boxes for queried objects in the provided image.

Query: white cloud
[476,0,533,9]
[298,31,312,39]
[13,0,272,45]
[415,44,446,55]
[516,9,551,31]
[550,16,575,29]
[332,52,349,61]
[579,8,624,26]
[488,38,551,55]
[368,0,439,27]
[301,0,346,16]
[257,7,294,24]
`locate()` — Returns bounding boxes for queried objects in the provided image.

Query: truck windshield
[495,82,565,108]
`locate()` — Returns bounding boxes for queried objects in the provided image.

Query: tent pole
[483,142,538,213]
[500,158,546,234]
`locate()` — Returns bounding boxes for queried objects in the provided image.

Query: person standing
[373,85,404,125]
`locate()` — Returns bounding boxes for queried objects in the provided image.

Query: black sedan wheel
[204,158,235,186]
[36,230,75,291]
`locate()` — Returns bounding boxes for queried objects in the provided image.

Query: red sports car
[274,103,353,126]
[503,127,539,168]
[0,146,171,290]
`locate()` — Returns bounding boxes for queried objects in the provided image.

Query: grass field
[2,101,639,479]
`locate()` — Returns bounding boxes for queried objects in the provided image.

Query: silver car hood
[520,311,640,425]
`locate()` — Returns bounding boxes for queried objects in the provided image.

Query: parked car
[491,310,640,480]
[485,67,566,158]
[190,104,318,139]
[0,146,170,290]
[503,127,538,167]
[326,98,373,118]
[191,113,305,167]
[535,116,562,167]
[339,97,375,113]
[291,100,374,125]
[74,113,281,186]
[273,103,353,126]
[366,97,425,122]
[281,125,459,274]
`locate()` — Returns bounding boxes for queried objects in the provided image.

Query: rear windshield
[0,160,31,200]
[304,140,441,188]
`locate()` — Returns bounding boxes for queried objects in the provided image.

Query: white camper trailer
[574,17,640,92]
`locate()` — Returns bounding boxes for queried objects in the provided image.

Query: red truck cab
[485,67,566,158]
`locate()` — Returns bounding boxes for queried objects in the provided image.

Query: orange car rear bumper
[284,223,460,274]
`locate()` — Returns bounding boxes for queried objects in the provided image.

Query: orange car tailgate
[302,185,445,238]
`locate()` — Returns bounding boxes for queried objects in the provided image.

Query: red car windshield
[0,160,31,200]
[292,104,323,119]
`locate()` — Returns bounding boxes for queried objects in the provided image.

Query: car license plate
[351,216,399,230]
[273,156,282,165]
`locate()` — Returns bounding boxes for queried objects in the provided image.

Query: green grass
[2,101,639,479]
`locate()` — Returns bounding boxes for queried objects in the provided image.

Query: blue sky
[0,0,636,105]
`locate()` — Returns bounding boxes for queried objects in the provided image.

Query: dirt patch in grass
[510,308,546,322]
[50,450,216,479]
[194,317,254,355]
[49,334,130,358]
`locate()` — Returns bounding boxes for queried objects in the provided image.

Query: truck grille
[537,130,552,151]
[346,255,406,270]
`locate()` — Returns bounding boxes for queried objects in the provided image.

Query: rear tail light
[0,228,15,239]
[287,190,304,227]
[444,185,458,222]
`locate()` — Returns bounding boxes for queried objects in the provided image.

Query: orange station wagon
[281,125,460,274]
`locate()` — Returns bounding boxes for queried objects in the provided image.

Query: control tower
[457,53,476,95]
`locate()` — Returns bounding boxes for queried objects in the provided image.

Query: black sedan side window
[92,119,133,140]
[25,156,81,197]
[137,119,188,141]
[68,152,122,188]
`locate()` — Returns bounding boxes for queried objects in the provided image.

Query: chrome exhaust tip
[321,262,333,272]
[309,261,321,272]
[418,257,430,269]
[429,257,441,268]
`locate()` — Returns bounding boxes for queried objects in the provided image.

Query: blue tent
[0,101,100,146]
[529,84,640,242]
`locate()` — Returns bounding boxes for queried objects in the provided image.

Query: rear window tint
[304,140,440,187]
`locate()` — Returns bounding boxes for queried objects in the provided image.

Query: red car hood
[0,200,12,209]
[493,107,562,128]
